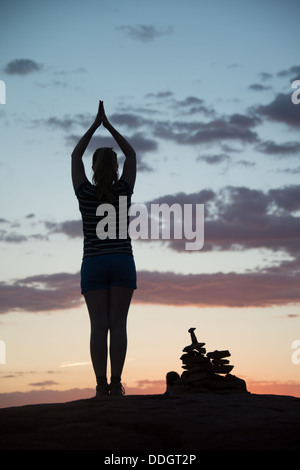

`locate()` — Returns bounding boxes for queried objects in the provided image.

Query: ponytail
[92,147,118,202]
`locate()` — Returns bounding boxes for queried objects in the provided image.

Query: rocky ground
[0,392,299,451]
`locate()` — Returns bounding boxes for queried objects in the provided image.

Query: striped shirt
[75,179,133,258]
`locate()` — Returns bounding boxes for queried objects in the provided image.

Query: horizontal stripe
[76,179,133,258]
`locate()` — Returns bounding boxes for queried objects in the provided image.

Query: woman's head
[92,147,118,201]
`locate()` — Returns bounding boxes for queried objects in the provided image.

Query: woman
[71,101,137,397]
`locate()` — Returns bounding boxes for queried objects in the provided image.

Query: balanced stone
[207,350,231,360]
[165,327,248,395]
[212,359,230,365]
[183,343,205,352]
[210,364,234,374]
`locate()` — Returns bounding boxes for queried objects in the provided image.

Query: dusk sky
[1,0,300,407]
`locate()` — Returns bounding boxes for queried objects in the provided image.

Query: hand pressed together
[94,100,110,128]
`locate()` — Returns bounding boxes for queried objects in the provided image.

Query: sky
[0,0,300,407]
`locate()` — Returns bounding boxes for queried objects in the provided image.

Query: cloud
[0,215,300,314]
[277,65,300,80]
[0,229,47,244]
[281,166,300,175]
[141,88,299,148]
[110,113,152,129]
[172,96,215,117]
[28,92,268,157]
[1,183,299,260]
[130,132,158,154]
[117,25,173,43]
[45,220,82,238]
[0,272,82,314]
[32,114,92,131]
[197,153,230,165]
[128,379,166,394]
[144,93,215,118]
[27,86,298,167]
[1,252,299,314]
[269,186,300,212]
[145,91,174,100]
[66,132,158,172]
[259,72,272,81]
[144,185,300,256]
[0,231,28,243]
[248,83,272,92]
[60,361,90,368]
[33,111,153,134]
[236,159,256,168]
[133,262,300,308]
[255,92,300,127]
[29,380,59,387]
[3,59,43,75]
[246,379,300,397]
[0,216,48,244]
[153,114,259,145]
[256,140,300,156]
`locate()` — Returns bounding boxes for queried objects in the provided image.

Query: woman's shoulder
[75,180,96,198]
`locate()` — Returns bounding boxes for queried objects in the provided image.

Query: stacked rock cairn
[169,328,248,394]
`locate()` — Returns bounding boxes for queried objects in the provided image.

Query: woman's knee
[109,318,128,332]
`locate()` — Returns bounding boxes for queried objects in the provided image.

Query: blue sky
[0,0,300,405]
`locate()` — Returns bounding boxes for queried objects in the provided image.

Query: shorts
[80,253,137,294]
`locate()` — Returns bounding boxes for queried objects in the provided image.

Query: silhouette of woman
[71,101,137,397]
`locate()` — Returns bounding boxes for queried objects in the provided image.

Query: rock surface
[0,392,299,450]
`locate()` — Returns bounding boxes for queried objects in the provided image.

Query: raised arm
[71,101,102,191]
[100,102,136,189]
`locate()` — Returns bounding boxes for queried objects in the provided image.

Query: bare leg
[84,289,109,379]
[84,286,134,394]
[108,286,134,378]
